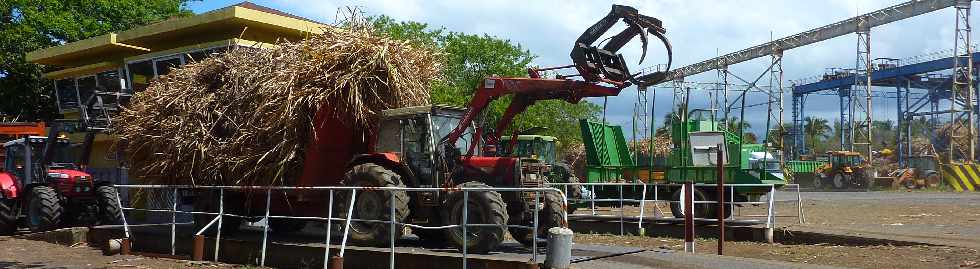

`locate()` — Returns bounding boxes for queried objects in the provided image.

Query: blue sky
[189,0,964,139]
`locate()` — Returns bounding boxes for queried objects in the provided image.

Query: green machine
[500,134,585,211]
[580,109,787,218]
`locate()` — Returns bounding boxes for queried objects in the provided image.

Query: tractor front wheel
[0,199,17,235]
[832,174,848,189]
[510,191,565,247]
[442,181,508,254]
[95,186,123,225]
[340,163,410,247]
[28,186,63,232]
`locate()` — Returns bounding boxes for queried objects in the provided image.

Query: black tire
[832,174,848,189]
[193,190,242,235]
[0,199,17,235]
[340,163,410,247]
[510,191,565,247]
[28,186,63,232]
[565,175,583,215]
[269,218,306,234]
[442,181,508,254]
[412,226,446,245]
[669,187,712,219]
[812,174,826,189]
[95,185,123,225]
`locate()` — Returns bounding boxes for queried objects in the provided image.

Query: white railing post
[324,190,333,269]
[389,190,396,269]
[339,189,356,258]
[796,184,805,224]
[590,185,596,216]
[260,188,271,267]
[215,189,224,261]
[618,184,624,235]
[115,187,130,239]
[532,191,540,264]
[171,187,177,255]
[638,183,647,235]
[461,190,468,269]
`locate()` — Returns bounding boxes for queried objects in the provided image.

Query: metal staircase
[79,89,132,132]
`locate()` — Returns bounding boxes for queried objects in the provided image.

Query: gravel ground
[0,236,245,269]
[573,190,980,269]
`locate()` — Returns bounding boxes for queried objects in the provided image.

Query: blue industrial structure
[791,52,980,165]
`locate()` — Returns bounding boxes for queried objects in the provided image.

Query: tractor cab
[2,136,82,185]
[376,105,476,188]
[829,151,865,169]
[500,135,558,165]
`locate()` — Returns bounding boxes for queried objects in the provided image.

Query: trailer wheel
[0,199,17,235]
[95,186,123,225]
[510,191,565,247]
[442,181,508,254]
[669,187,712,219]
[812,174,826,189]
[341,163,409,247]
[28,186,63,232]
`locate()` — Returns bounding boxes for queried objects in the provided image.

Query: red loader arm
[440,4,672,156]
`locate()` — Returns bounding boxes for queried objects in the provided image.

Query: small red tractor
[193,4,671,253]
[0,129,122,234]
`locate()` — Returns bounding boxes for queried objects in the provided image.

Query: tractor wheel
[442,181,508,254]
[565,175,583,215]
[95,186,123,225]
[670,187,713,219]
[340,163,410,247]
[832,174,848,189]
[0,199,17,235]
[812,175,826,190]
[269,218,307,234]
[412,226,446,245]
[28,186,63,232]
[510,191,565,248]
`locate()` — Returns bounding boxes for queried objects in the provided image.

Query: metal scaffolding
[852,16,874,162]
[949,0,975,162]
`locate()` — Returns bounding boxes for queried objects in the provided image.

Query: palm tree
[804,117,831,151]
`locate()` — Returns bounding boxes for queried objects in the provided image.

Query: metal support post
[683,182,694,253]
[215,189,224,261]
[324,190,333,269]
[853,16,874,160]
[716,144,725,255]
[260,188,271,267]
[533,191,540,264]
[462,190,468,269]
[171,188,177,255]
[618,184,624,235]
[389,190,396,269]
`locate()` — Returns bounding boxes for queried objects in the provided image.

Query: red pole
[684,181,694,253]
[717,143,725,255]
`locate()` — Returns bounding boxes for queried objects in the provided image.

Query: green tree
[371,16,601,151]
[0,0,193,121]
[804,117,831,152]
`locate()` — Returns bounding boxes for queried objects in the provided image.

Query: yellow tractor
[814,151,873,190]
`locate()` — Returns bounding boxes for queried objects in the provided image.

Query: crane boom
[667,0,957,80]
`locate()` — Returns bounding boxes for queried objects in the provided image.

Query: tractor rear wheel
[442,181,508,254]
[510,191,565,247]
[0,199,17,235]
[565,175,583,215]
[340,163,409,247]
[95,186,123,225]
[28,186,62,232]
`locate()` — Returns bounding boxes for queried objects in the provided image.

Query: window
[96,70,122,93]
[153,57,182,77]
[76,76,96,106]
[127,60,153,92]
[55,78,79,111]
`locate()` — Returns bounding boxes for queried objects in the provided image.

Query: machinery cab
[500,135,558,165]
[827,151,865,173]
[376,105,476,188]
[2,136,86,187]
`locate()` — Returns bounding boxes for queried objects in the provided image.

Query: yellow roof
[26,2,325,67]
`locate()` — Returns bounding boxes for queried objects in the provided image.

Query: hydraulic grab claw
[571,4,672,88]
[441,4,672,156]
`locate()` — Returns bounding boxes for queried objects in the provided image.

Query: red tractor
[0,131,122,234]
[193,4,671,253]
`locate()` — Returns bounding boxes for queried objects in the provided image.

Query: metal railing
[547,182,804,238]
[107,184,568,269]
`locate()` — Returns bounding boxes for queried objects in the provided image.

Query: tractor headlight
[48,173,70,179]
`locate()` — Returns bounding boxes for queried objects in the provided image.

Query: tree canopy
[371,16,601,151]
[0,0,193,121]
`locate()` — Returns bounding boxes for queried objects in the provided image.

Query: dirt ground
[574,190,980,269]
[0,236,245,269]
